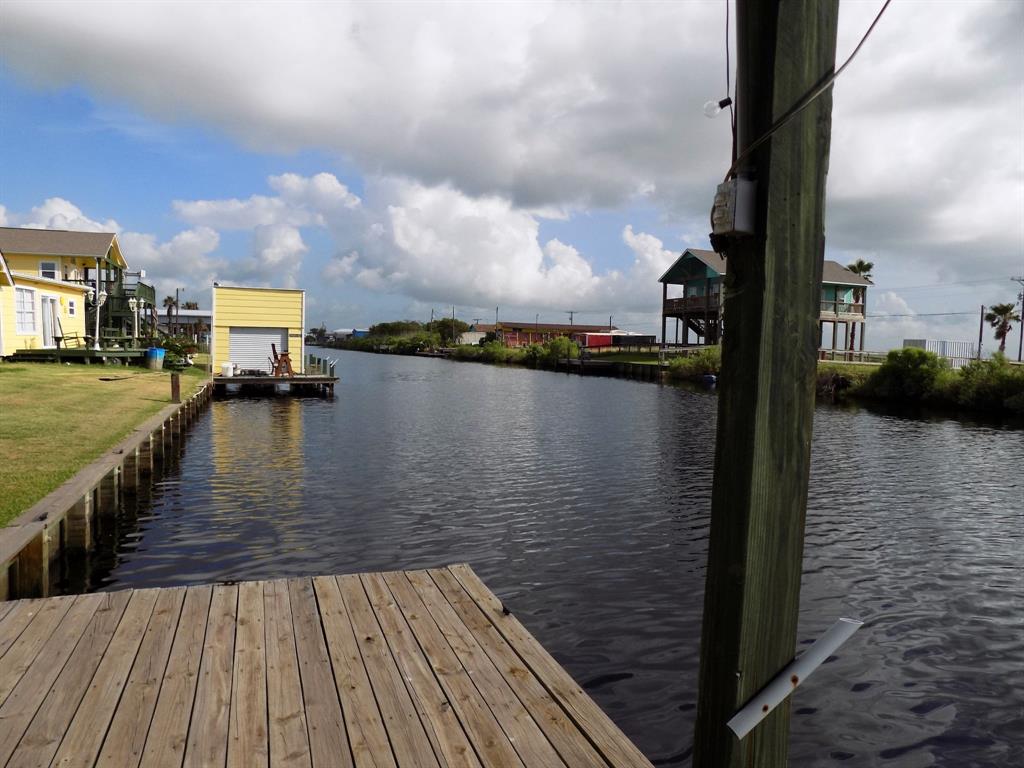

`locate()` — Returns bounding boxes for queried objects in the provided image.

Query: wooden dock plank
[0,566,652,768]
[405,570,567,768]
[337,574,439,768]
[50,588,160,768]
[139,585,213,768]
[227,580,269,768]
[95,587,187,768]
[183,583,238,768]
[0,595,75,705]
[0,593,103,764]
[448,563,653,768]
[361,573,481,768]
[287,577,353,768]
[382,571,526,768]
[0,600,41,658]
[428,567,609,768]
[6,590,132,768]
[264,578,312,768]
[312,574,396,768]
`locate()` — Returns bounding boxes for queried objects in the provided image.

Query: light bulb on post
[703,96,733,118]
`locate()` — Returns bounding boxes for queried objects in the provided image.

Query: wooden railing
[820,300,865,317]
[664,295,721,314]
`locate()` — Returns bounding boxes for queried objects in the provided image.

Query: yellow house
[211,285,305,374]
[0,249,90,356]
[0,227,155,358]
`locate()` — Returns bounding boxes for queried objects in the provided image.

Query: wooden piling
[694,2,840,766]
[97,467,120,516]
[122,448,140,495]
[67,492,94,551]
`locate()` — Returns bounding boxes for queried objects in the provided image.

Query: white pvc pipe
[727,617,863,740]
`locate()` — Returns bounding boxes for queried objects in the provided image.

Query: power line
[881,276,1013,291]
[725,0,892,181]
[871,311,975,318]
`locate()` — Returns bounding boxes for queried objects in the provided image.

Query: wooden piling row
[0,381,215,601]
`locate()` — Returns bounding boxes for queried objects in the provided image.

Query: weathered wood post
[694,2,839,766]
[98,466,120,516]
[67,491,94,551]
[138,433,154,478]
[171,372,181,403]
[122,447,140,495]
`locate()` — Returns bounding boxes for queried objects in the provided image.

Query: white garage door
[229,327,288,373]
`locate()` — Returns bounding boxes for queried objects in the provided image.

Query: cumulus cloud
[119,227,224,295]
[5,197,120,232]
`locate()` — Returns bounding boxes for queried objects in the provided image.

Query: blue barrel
[146,347,166,370]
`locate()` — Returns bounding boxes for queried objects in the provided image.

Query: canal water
[72,349,1022,766]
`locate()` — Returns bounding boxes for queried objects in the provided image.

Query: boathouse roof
[659,248,872,287]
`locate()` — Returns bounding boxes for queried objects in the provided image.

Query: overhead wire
[723,0,893,182]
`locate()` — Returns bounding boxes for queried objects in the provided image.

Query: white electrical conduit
[727,617,864,740]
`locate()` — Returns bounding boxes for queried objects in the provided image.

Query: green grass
[0,363,207,526]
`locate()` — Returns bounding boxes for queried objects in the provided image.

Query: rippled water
[70,349,1023,766]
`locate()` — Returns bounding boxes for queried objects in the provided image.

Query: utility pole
[694,2,839,767]
[430,308,435,324]
[1013,276,1024,362]
[608,314,613,331]
[566,310,576,326]
[174,287,180,336]
[978,305,985,359]
[452,305,456,346]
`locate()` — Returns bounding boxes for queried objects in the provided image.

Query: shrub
[479,341,525,364]
[955,353,1024,412]
[542,336,578,366]
[863,348,944,401]
[667,346,721,380]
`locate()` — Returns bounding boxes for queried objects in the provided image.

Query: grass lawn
[0,363,208,526]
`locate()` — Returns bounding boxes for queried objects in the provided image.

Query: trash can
[146,347,166,371]
[220,362,234,377]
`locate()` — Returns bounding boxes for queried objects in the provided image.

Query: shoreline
[318,343,1024,421]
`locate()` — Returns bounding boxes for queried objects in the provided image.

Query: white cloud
[1,0,1020,343]
[6,197,119,232]
[323,250,360,282]
[118,226,223,297]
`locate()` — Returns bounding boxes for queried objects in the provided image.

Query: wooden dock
[213,374,338,396]
[0,564,652,767]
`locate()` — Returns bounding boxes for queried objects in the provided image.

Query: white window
[39,261,58,280]
[68,299,77,317]
[16,288,36,333]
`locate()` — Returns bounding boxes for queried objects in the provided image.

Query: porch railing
[664,295,721,314]
[820,300,865,317]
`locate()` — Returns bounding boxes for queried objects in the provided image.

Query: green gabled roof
[659,248,873,288]
[658,249,727,284]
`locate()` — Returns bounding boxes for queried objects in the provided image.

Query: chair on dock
[271,343,295,377]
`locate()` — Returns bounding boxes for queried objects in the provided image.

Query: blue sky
[1,1,1021,350]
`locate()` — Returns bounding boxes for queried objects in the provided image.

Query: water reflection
[79,350,1023,766]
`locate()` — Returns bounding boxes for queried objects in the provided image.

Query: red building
[483,321,617,348]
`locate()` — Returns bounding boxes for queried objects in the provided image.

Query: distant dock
[0,564,653,767]
[213,373,338,396]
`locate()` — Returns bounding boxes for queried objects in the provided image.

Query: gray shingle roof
[0,227,116,259]
[660,247,873,286]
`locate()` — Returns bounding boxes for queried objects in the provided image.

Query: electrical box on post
[711,178,756,236]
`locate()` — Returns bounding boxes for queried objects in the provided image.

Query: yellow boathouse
[211,285,305,374]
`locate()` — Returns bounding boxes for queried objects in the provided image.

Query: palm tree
[162,295,177,335]
[845,259,874,352]
[846,258,874,280]
[985,302,1021,354]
